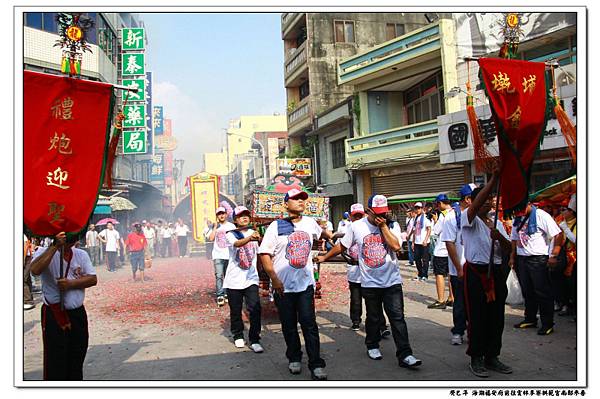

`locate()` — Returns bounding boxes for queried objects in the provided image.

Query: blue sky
[143,13,286,181]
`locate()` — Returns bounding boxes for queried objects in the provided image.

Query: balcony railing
[288,99,309,126]
[338,23,441,85]
[285,41,307,77]
[345,120,439,167]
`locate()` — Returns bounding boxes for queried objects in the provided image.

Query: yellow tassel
[554,102,576,165]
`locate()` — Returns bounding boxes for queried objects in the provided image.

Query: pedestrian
[557,195,576,320]
[142,221,156,259]
[205,208,235,306]
[175,218,190,258]
[258,188,331,380]
[161,222,174,257]
[125,223,147,282]
[405,210,415,266]
[156,220,164,258]
[441,184,476,346]
[428,194,454,309]
[85,224,100,267]
[511,199,564,336]
[98,222,122,272]
[337,212,351,236]
[317,194,422,370]
[24,234,35,310]
[461,171,513,377]
[224,206,264,353]
[29,231,97,380]
[410,202,432,281]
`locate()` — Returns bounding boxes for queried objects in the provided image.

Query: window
[25,13,42,29]
[25,12,56,32]
[331,138,346,169]
[334,20,355,43]
[299,80,310,101]
[522,35,576,66]
[386,23,405,41]
[96,15,117,64]
[405,71,445,125]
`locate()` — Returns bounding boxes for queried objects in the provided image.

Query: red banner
[24,71,114,236]
[478,58,547,213]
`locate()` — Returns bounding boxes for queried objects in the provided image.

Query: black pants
[178,236,188,256]
[464,263,507,359]
[515,255,554,328]
[273,285,325,371]
[227,285,261,344]
[349,281,388,329]
[41,304,89,380]
[24,256,33,304]
[450,275,467,336]
[414,244,429,278]
[361,284,413,360]
[106,251,117,271]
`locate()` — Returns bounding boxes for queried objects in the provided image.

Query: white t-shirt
[258,216,322,293]
[33,247,96,310]
[86,230,99,247]
[461,210,509,265]
[224,229,260,290]
[413,213,432,245]
[143,226,156,240]
[346,239,362,283]
[340,218,403,288]
[337,220,350,235]
[440,209,465,276]
[99,229,120,252]
[162,227,174,239]
[405,217,415,238]
[510,208,562,256]
[209,222,236,260]
[326,220,334,231]
[433,210,450,257]
[175,224,190,237]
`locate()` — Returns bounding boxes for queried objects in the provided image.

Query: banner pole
[59,246,64,311]
[487,177,502,278]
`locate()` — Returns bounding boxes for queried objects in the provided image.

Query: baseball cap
[284,188,309,202]
[343,211,350,219]
[233,205,251,219]
[350,203,365,215]
[368,194,389,214]
[142,220,147,224]
[414,202,423,208]
[459,183,478,198]
[215,206,227,215]
[435,193,449,202]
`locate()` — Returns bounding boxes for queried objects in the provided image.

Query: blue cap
[459,183,478,198]
[435,193,449,202]
[343,212,350,219]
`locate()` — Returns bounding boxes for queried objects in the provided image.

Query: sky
[143,13,286,185]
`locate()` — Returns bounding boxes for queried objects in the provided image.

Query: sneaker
[311,367,327,380]
[514,320,537,329]
[558,307,575,317]
[399,355,422,369]
[23,303,35,311]
[484,357,513,374]
[537,325,554,335]
[351,323,360,331]
[412,276,420,281]
[234,338,245,348]
[451,334,463,345]
[217,296,226,307]
[427,301,447,309]
[380,328,391,338]
[469,356,489,378]
[420,277,428,281]
[288,362,302,374]
[250,343,264,353]
[367,348,383,360]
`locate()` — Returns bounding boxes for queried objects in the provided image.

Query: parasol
[96,217,119,226]
[530,175,576,206]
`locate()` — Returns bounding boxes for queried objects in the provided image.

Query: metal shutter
[371,167,465,197]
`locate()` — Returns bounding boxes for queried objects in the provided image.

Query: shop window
[334,20,355,43]
[331,138,346,169]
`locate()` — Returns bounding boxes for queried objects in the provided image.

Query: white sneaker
[311,367,327,380]
[400,355,422,368]
[24,303,34,311]
[234,338,245,348]
[451,334,463,345]
[288,362,302,374]
[367,348,383,360]
[250,343,264,353]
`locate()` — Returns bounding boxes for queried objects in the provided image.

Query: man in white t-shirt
[461,171,513,378]
[428,194,453,310]
[441,183,476,346]
[510,201,564,336]
[317,194,422,369]
[405,210,415,266]
[175,218,190,258]
[344,204,365,331]
[161,223,174,257]
[30,231,97,380]
[205,208,235,306]
[258,188,332,380]
[409,202,432,281]
[142,221,156,259]
[224,206,263,353]
[98,222,123,272]
[85,224,100,267]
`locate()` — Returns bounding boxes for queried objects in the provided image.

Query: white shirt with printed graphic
[510,208,562,256]
[224,229,260,290]
[210,222,236,260]
[258,216,322,293]
[340,218,403,288]
[413,214,432,245]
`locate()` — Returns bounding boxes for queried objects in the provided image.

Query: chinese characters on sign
[122,104,146,128]
[122,130,147,154]
[121,79,146,102]
[153,106,164,134]
[121,28,145,50]
[122,53,145,76]
[252,191,329,219]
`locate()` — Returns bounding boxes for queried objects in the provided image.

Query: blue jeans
[213,259,229,297]
[406,240,414,264]
[129,251,145,272]
[273,285,325,371]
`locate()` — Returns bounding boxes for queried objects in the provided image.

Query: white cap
[233,205,251,218]
[216,206,227,215]
[414,202,423,208]
[350,203,365,215]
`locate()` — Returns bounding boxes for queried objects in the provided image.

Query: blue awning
[93,205,112,215]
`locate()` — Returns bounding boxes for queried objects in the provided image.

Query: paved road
[23,256,577,382]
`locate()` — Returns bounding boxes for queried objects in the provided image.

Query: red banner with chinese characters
[478,58,547,214]
[24,71,114,236]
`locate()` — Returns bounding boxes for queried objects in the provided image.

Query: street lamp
[226,132,268,188]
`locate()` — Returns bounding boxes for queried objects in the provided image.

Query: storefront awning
[387,191,459,204]
[93,205,112,214]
